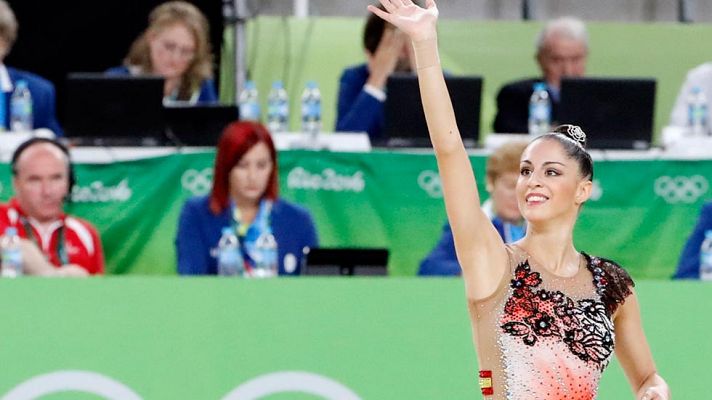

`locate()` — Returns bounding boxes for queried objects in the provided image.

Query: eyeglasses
[158,39,196,60]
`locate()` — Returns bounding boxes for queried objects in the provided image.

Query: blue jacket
[674,201,712,279]
[176,196,318,276]
[6,67,63,136]
[335,64,384,141]
[105,66,218,104]
[418,218,526,276]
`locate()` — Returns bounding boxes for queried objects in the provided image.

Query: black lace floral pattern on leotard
[500,259,626,370]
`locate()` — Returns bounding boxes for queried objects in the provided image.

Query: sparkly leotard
[469,245,634,400]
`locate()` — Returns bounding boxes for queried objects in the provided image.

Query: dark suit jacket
[674,201,712,279]
[492,77,560,134]
[6,67,63,136]
[335,63,384,141]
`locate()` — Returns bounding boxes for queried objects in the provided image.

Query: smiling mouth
[526,194,549,205]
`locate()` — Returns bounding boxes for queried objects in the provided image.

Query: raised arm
[368,0,508,299]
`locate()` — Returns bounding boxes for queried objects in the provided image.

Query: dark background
[5,0,225,125]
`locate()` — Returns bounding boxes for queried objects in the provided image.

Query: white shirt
[669,62,712,133]
[0,63,13,93]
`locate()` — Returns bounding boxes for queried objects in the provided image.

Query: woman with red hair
[175,121,318,275]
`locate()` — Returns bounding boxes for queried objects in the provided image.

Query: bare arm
[20,239,88,277]
[614,290,670,400]
[369,0,507,299]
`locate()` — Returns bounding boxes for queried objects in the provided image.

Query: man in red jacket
[0,138,104,275]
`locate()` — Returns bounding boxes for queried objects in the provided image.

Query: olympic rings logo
[654,175,709,204]
[2,370,362,400]
[418,170,442,198]
[181,168,213,195]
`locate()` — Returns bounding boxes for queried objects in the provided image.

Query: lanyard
[21,218,69,265]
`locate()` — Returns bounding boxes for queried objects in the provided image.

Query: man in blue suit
[493,17,588,134]
[674,201,712,279]
[335,6,414,142]
[0,0,63,136]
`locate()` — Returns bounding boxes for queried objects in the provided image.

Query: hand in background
[54,264,89,277]
[366,28,407,89]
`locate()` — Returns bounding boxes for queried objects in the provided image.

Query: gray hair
[535,16,588,54]
[0,0,17,48]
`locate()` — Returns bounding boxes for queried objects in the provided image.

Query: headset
[10,137,77,197]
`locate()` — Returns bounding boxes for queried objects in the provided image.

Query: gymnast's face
[516,139,590,224]
[228,142,273,207]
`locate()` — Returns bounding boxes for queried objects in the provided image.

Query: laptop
[64,73,165,145]
[558,77,656,149]
[383,74,482,147]
[301,247,389,276]
[164,104,239,146]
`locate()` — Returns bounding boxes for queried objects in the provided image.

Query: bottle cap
[306,80,318,89]
[272,81,283,89]
[4,227,17,236]
[244,80,256,89]
[221,227,234,236]
[533,82,547,91]
[15,80,28,89]
[705,230,712,239]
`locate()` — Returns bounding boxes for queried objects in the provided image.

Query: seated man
[0,138,104,275]
[335,5,414,141]
[493,17,588,133]
[673,201,712,279]
[0,0,63,135]
[419,141,527,276]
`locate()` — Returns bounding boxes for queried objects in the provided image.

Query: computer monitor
[383,74,482,147]
[164,104,239,146]
[558,77,656,149]
[301,247,389,276]
[64,73,165,144]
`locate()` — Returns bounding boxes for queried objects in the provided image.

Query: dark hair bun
[552,124,587,149]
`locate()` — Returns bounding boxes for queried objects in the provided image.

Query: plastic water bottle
[528,82,551,137]
[217,227,243,276]
[700,230,712,281]
[266,80,289,133]
[238,80,261,122]
[687,86,708,136]
[10,80,33,132]
[251,232,278,278]
[301,81,322,141]
[1,227,23,278]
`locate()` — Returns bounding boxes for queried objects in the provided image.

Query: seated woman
[419,141,527,276]
[106,1,217,104]
[176,121,319,276]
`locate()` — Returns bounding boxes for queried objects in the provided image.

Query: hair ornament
[554,124,587,149]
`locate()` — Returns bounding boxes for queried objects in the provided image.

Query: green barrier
[231,16,712,142]
[0,278,704,399]
[0,150,709,278]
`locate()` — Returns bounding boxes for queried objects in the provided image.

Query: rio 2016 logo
[2,370,362,400]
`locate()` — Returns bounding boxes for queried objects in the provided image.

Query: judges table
[0,140,711,278]
[0,278,706,399]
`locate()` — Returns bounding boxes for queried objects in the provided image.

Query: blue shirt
[176,196,318,275]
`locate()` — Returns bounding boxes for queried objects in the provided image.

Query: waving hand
[367,0,438,42]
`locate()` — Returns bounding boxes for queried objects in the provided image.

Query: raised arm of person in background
[368,0,508,300]
[20,239,88,277]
